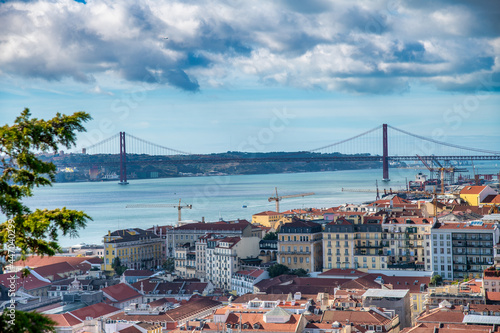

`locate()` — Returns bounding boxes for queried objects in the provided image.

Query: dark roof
[123,269,154,277]
[174,220,251,231]
[105,228,160,244]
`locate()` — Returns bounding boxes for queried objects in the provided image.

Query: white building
[211,236,261,290]
[431,221,499,280]
[231,268,269,296]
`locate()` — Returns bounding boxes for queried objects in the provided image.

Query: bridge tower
[382,124,389,181]
[119,132,128,185]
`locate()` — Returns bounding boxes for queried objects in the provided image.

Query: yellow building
[323,216,385,271]
[460,185,497,206]
[252,211,286,229]
[103,228,163,272]
[277,218,323,272]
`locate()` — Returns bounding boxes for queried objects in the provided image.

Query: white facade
[231,269,269,296]
[211,237,261,290]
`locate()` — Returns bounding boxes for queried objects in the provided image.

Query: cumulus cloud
[0,0,498,93]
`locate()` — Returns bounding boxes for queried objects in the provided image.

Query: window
[288,257,291,264]
[372,257,376,262]
[282,257,285,263]
[306,258,309,263]
[294,257,297,263]
[345,234,348,239]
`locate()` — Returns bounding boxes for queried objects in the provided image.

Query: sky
[0,0,499,154]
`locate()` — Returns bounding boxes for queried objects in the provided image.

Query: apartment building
[382,217,434,271]
[231,268,269,296]
[210,236,261,290]
[252,211,286,229]
[103,228,163,272]
[166,220,258,255]
[278,218,323,272]
[431,221,499,280]
[323,216,385,271]
[174,243,196,278]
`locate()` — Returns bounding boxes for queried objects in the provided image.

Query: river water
[17,162,499,247]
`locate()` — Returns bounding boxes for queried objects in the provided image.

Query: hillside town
[2,184,500,333]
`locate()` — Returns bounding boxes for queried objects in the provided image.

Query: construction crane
[268,187,314,213]
[416,154,467,194]
[126,199,192,222]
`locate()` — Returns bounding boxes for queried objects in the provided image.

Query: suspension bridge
[67,124,500,184]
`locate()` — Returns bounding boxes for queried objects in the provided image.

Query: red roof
[0,271,51,291]
[486,292,500,301]
[14,255,102,268]
[32,262,79,281]
[460,186,488,195]
[45,313,82,327]
[483,195,500,204]
[69,302,121,321]
[102,283,142,303]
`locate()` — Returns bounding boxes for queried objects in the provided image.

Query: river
[17,162,500,247]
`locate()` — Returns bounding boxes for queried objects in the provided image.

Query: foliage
[0,310,56,333]
[291,268,308,277]
[162,257,175,273]
[263,231,278,240]
[112,256,127,276]
[0,109,92,259]
[430,274,443,286]
[268,264,290,278]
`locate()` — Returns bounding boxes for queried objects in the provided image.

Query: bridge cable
[388,125,500,155]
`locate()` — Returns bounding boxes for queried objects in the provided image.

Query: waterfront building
[431,221,499,280]
[382,217,434,272]
[277,218,323,272]
[103,228,163,272]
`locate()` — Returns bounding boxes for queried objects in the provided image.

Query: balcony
[278,251,311,255]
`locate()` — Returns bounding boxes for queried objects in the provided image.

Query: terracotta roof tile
[45,313,82,327]
[69,302,121,321]
[102,283,142,303]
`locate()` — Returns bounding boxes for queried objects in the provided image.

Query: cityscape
[1,0,500,333]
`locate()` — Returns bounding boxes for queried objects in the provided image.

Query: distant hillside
[47,151,384,182]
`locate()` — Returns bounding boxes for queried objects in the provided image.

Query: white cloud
[0,0,498,93]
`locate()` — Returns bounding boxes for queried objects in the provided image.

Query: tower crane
[416,155,467,194]
[268,187,314,213]
[126,199,192,222]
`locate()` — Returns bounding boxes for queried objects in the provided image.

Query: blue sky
[0,0,499,154]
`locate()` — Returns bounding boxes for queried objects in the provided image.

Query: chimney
[202,217,205,223]
[426,304,430,315]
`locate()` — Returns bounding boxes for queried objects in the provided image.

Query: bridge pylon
[119,132,128,185]
[383,124,389,181]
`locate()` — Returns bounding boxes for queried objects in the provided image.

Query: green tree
[0,310,57,333]
[291,268,309,277]
[268,263,290,278]
[430,274,443,286]
[162,257,175,273]
[112,256,127,276]
[0,109,92,259]
[263,231,278,240]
